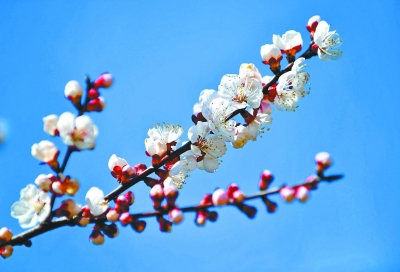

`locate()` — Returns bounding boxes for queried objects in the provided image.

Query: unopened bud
[133,163,147,175]
[89,229,104,245]
[212,189,229,206]
[259,170,274,190]
[295,186,309,202]
[0,245,13,258]
[94,73,113,88]
[157,216,172,232]
[150,184,164,201]
[124,191,135,205]
[164,185,179,200]
[226,184,239,198]
[315,152,332,172]
[305,175,319,190]
[195,211,207,226]
[106,209,120,222]
[77,217,90,227]
[237,204,257,218]
[35,174,52,191]
[122,165,136,182]
[0,228,12,242]
[52,180,67,195]
[232,190,245,203]
[87,88,100,99]
[100,223,119,238]
[205,211,218,222]
[169,208,183,224]
[131,219,146,233]
[119,212,132,226]
[87,97,106,112]
[200,194,213,206]
[280,186,295,202]
[57,199,81,218]
[64,80,83,105]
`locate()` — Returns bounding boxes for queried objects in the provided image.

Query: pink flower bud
[259,170,274,190]
[89,229,104,245]
[157,216,172,232]
[131,219,146,233]
[81,205,91,218]
[0,228,12,242]
[94,73,113,88]
[115,196,130,213]
[280,186,295,202]
[164,185,179,200]
[315,152,332,171]
[226,184,239,198]
[169,208,183,224]
[34,174,52,191]
[52,181,67,196]
[295,186,309,203]
[262,197,278,213]
[124,191,135,205]
[0,245,13,258]
[106,209,120,222]
[305,175,319,190]
[64,80,83,104]
[212,189,229,206]
[123,165,136,179]
[205,211,218,222]
[119,212,132,226]
[77,217,90,227]
[200,194,213,206]
[237,204,257,218]
[100,223,119,238]
[232,190,245,203]
[57,199,81,218]
[87,88,100,99]
[195,212,207,226]
[64,177,80,196]
[133,163,147,175]
[150,184,164,200]
[306,15,321,33]
[87,97,106,112]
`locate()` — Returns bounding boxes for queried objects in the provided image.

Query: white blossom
[273,30,303,55]
[57,112,98,150]
[218,73,263,110]
[11,184,51,228]
[231,125,251,149]
[202,97,236,142]
[274,58,310,111]
[31,140,58,163]
[145,123,183,157]
[42,114,59,136]
[247,111,272,141]
[314,20,343,61]
[108,154,128,171]
[64,80,83,103]
[239,63,262,81]
[260,44,282,65]
[85,187,108,216]
[193,89,219,115]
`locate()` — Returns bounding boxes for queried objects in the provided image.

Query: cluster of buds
[89,223,119,245]
[64,73,113,113]
[35,173,80,196]
[108,154,146,183]
[0,228,13,259]
[149,184,183,232]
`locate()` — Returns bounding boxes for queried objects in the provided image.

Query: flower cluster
[1,15,344,256]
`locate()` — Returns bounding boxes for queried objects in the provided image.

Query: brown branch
[0,174,342,248]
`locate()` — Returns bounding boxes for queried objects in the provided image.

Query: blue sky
[0,0,399,271]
